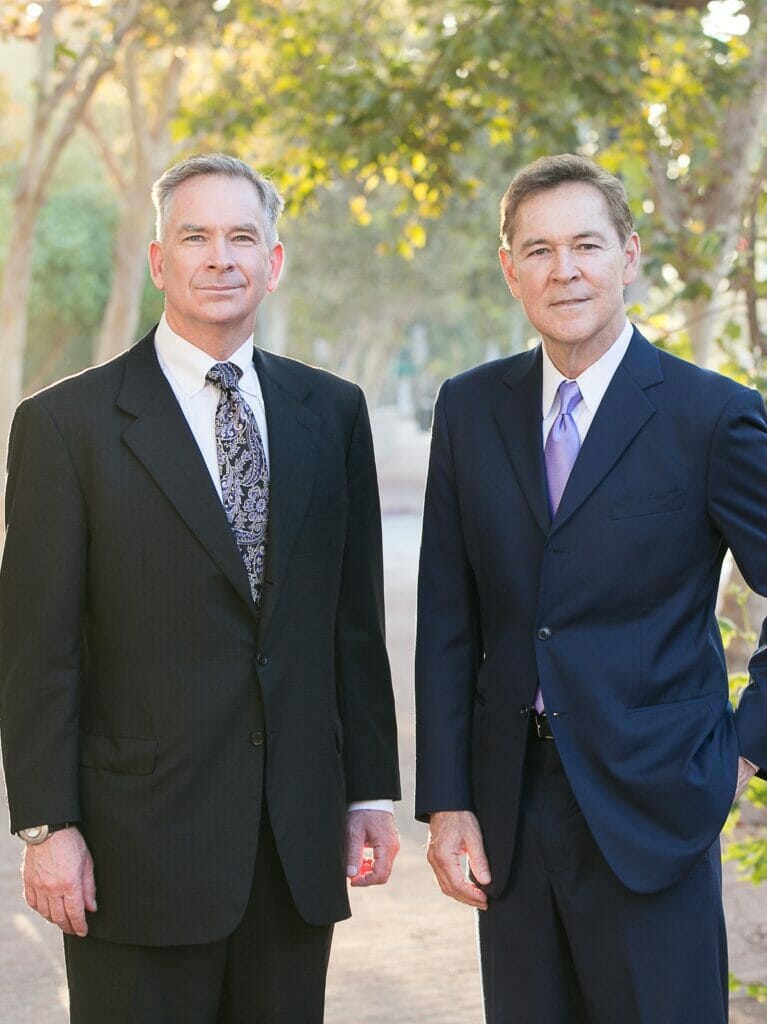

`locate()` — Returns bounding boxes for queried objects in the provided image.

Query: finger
[82,859,98,914]
[49,895,76,934]
[437,863,488,907]
[366,833,400,884]
[345,825,365,878]
[466,834,492,886]
[63,889,89,937]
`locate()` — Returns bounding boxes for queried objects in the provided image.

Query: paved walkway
[1,412,766,1021]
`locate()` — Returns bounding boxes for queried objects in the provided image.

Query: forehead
[513,182,617,246]
[166,174,266,227]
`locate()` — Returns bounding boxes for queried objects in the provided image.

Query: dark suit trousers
[63,806,333,1024]
[477,731,728,1024]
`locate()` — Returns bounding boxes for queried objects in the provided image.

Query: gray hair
[499,154,633,250]
[151,153,284,247]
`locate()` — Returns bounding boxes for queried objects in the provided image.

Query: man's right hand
[427,810,491,910]
[22,826,97,936]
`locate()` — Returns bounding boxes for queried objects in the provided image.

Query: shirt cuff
[741,756,760,773]
[347,799,394,814]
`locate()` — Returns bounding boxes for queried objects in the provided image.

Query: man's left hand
[735,756,759,801]
[345,810,400,887]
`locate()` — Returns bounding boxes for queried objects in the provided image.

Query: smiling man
[0,154,400,1023]
[415,154,767,1023]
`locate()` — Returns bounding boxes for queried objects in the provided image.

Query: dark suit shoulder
[443,350,532,394]
[20,347,131,421]
[653,344,757,413]
[256,348,363,412]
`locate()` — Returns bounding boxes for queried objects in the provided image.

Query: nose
[206,236,235,270]
[551,246,580,281]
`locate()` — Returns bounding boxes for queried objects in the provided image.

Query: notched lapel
[493,347,550,536]
[552,332,663,533]
[254,349,319,640]
[116,333,256,617]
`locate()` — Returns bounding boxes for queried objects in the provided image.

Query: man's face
[148,174,284,349]
[499,182,640,365]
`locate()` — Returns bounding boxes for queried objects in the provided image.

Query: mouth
[551,298,589,308]
[198,284,244,293]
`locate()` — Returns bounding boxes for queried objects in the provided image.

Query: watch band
[17,823,73,845]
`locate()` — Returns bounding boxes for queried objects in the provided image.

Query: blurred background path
[1,410,766,1022]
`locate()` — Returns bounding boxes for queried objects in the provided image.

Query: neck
[543,337,612,380]
[164,313,254,362]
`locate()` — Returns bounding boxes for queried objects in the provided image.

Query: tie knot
[206,362,242,392]
[558,380,582,417]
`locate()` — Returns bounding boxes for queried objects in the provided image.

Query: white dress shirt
[541,319,633,445]
[154,315,393,814]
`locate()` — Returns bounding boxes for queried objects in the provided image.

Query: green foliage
[23,184,116,388]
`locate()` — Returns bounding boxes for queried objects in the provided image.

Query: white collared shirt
[541,320,633,445]
[154,314,269,499]
[153,315,393,816]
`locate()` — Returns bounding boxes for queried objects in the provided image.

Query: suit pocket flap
[79,733,158,775]
[611,489,685,520]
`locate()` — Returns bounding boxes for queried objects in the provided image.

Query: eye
[527,247,550,258]
[576,243,599,251]
[183,234,205,242]
[233,234,257,244]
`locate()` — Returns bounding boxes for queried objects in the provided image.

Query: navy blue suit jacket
[415,328,767,895]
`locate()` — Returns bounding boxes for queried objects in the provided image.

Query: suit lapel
[551,330,664,533]
[116,331,257,618]
[494,347,550,536]
[254,348,319,640]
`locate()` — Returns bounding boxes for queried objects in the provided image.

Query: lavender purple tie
[535,379,583,713]
[544,379,583,518]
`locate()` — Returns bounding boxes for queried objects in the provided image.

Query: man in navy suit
[415,154,767,1023]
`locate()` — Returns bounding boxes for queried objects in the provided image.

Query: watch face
[19,826,48,844]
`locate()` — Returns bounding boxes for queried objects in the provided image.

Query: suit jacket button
[537,626,552,640]
[249,732,264,746]
[256,653,268,666]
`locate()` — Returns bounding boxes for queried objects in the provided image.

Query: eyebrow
[520,230,609,250]
[177,222,263,236]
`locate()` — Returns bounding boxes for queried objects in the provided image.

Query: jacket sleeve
[333,388,400,803]
[415,379,482,820]
[0,397,87,832]
[707,386,767,776]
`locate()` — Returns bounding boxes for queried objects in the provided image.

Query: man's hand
[22,826,96,936]
[735,756,759,801]
[345,809,400,887]
[427,810,491,910]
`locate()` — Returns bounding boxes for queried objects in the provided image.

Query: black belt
[530,710,555,741]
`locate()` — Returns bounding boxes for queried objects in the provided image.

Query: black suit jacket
[416,329,767,897]
[0,328,400,945]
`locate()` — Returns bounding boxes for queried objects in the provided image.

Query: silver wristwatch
[17,823,72,845]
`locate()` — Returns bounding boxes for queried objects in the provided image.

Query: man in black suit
[415,154,767,1023]
[0,153,400,1023]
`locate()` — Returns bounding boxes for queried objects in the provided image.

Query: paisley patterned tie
[205,361,269,609]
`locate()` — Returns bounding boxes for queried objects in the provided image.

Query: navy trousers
[478,731,728,1024]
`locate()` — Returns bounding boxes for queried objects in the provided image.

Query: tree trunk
[95,184,155,362]
[0,193,42,460]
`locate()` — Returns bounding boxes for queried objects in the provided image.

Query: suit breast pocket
[611,489,686,520]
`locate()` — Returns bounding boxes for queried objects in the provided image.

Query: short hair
[499,154,633,250]
[151,153,284,247]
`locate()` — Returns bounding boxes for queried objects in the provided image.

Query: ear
[148,240,165,291]
[499,247,522,299]
[266,242,285,293]
[622,232,641,287]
